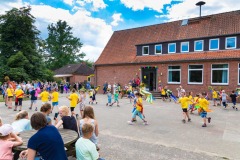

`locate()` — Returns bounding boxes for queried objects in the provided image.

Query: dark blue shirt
[28,125,67,160]
[30,90,37,100]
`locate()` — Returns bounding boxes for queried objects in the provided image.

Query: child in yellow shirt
[212,89,218,106]
[199,92,211,127]
[51,88,59,112]
[39,89,50,105]
[6,85,14,109]
[67,89,79,115]
[14,86,24,111]
[177,92,193,123]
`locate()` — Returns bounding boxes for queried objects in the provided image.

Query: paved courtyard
[1,94,240,160]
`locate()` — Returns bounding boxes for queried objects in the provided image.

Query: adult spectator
[103,81,108,94]
[11,110,32,134]
[19,112,68,160]
[40,103,52,125]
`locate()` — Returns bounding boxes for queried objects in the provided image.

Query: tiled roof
[95,10,240,65]
[54,63,94,75]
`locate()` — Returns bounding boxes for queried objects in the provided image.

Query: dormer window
[181,42,189,52]
[168,43,176,53]
[142,46,149,55]
[226,37,236,49]
[155,44,162,54]
[194,40,203,51]
[209,38,219,50]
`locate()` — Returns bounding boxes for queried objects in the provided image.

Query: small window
[88,77,91,82]
[181,42,189,52]
[209,39,219,50]
[142,46,149,55]
[211,64,228,85]
[188,65,203,84]
[168,66,181,84]
[155,44,162,54]
[168,43,176,53]
[194,40,203,51]
[226,37,236,49]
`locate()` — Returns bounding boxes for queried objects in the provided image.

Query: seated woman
[19,112,68,160]
[79,106,99,150]
[40,103,52,125]
[11,110,32,133]
[55,106,78,133]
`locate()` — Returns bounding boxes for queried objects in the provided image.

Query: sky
[0,0,240,62]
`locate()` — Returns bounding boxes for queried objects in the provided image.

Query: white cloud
[63,0,73,6]
[111,13,123,26]
[120,0,172,12]
[166,0,240,21]
[76,0,107,11]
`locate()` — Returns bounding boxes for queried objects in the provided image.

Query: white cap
[0,124,13,136]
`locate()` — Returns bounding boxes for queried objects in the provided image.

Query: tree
[0,6,49,82]
[45,20,85,70]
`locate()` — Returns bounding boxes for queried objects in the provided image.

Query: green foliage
[45,20,85,70]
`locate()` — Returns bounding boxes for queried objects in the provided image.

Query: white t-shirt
[75,137,99,160]
[11,119,32,133]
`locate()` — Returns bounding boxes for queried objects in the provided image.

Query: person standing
[6,85,14,109]
[14,86,24,111]
[66,89,79,115]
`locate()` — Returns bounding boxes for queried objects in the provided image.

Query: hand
[19,150,28,158]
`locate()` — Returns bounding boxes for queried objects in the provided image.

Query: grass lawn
[0,95,30,102]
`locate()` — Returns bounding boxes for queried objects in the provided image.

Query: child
[0,124,23,159]
[51,88,59,113]
[161,87,167,101]
[177,92,192,123]
[110,89,120,107]
[6,85,14,109]
[212,89,218,106]
[88,89,93,104]
[188,92,194,112]
[221,90,228,109]
[127,83,133,103]
[29,87,38,111]
[14,85,24,111]
[91,89,98,105]
[199,92,212,127]
[39,88,50,105]
[230,90,238,111]
[106,90,112,106]
[128,93,148,125]
[75,123,104,160]
[79,89,86,118]
[67,89,79,115]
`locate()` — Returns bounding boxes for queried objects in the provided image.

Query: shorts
[31,100,37,104]
[70,107,75,112]
[213,98,217,101]
[161,94,167,97]
[232,101,236,105]
[52,102,59,106]
[182,108,188,113]
[15,98,23,106]
[108,98,112,104]
[200,111,207,118]
[90,96,93,99]
[79,103,85,111]
[222,102,227,106]
[8,96,13,99]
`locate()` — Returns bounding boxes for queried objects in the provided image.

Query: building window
[239,64,240,85]
[209,39,219,50]
[211,64,228,85]
[194,40,203,51]
[181,42,189,52]
[88,77,91,82]
[168,66,181,83]
[188,65,203,84]
[168,43,176,53]
[226,37,236,49]
[142,46,149,55]
[155,44,162,54]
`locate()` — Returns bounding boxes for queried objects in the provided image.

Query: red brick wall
[70,75,88,84]
[95,61,240,97]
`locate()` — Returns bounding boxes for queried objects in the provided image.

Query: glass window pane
[212,70,228,83]
[226,37,236,48]
[189,65,203,69]
[212,64,228,69]
[168,66,180,69]
[155,45,162,54]
[210,39,219,50]
[168,71,180,82]
[181,42,189,52]
[195,41,203,51]
[189,70,202,83]
[143,47,149,54]
[168,43,176,53]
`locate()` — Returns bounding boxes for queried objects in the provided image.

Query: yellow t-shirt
[89,91,93,97]
[178,97,191,109]
[52,91,59,102]
[69,93,79,107]
[194,97,201,106]
[40,91,49,102]
[161,89,166,95]
[6,88,14,97]
[199,98,209,111]
[15,89,24,98]
[188,95,193,105]
[212,91,217,99]
[136,97,143,111]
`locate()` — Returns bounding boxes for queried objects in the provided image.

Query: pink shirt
[0,139,14,160]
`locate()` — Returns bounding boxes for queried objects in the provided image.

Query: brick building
[54,63,94,84]
[94,10,240,96]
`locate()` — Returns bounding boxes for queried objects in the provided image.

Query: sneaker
[143,121,148,125]
[208,117,211,123]
[236,108,238,111]
[188,118,191,122]
[202,124,207,127]
[182,119,186,123]
[19,110,21,112]
[233,106,235,109]
[35,107,38,111]
[13,109,17,111]
[127,121,133,125]
[29,107,32,110]
[106,103,108,106]
[132,119,137,122]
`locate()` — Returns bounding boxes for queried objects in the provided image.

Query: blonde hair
[83,106,95,119]
[59,106,69,116]
[15,110,28,121]
[82,123,94,136]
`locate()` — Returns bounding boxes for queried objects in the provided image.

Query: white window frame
[238,63,240,85]
[87,77,91,82]
[194,40,204,51]
[209,38,219,50]
[168,43,176,53]
[142,46,149,55]
[188,64,203,84]
[211,63,229,85]
[155,44,162,54]
[181,41,189,53]
[225,37,237,49]
[167,66,181,84]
